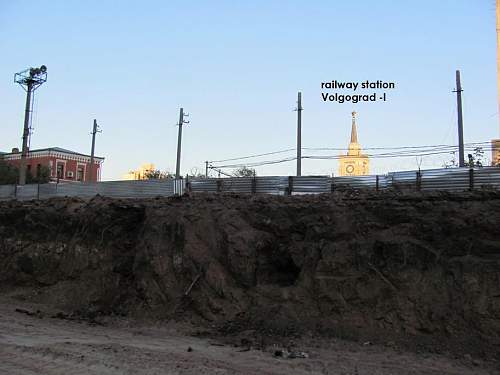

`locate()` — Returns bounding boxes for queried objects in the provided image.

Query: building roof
[1,147,104,161]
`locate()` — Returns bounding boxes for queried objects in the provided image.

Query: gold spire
[351,111,358,143]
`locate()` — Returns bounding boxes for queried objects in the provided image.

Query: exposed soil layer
[1,191,500,362]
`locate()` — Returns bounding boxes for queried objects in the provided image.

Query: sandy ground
[0,297,495,375]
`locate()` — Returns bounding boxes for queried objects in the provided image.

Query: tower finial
[350,111,358,143]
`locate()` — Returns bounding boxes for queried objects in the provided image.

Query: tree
[0,160,18,185]
[186,172,206,179]
[144,169,174,179]
[465,147,485,168]
[185,167,206,179]
[0,161,51,185]
[233,166,256,177]
[28,165,51,184]
[443,151,458,169]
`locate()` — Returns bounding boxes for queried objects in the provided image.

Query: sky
[0,0,498,179]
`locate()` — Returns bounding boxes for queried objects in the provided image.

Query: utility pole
[454,70,465,167]
[88,119,101,182]
[19,84,33,185]
[14,65,47,185]
[296,91,303,176]
[175,108,189,179]
[497,0,500,136]
[493,0,500,166]
[205,161,209,178]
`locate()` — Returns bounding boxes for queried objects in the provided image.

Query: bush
[0,161,18,185]
[0,161,51,185]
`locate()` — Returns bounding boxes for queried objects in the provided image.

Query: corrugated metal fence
[0,180,179,201]
[1,167,499,201]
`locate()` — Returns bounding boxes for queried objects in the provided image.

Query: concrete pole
[497,0,500,136]
[455,70,465,167]
[205,161,208,178]
[175,108,184,179]
[19,82,33,185]
[296,92,302,176]
[89,119,98,182]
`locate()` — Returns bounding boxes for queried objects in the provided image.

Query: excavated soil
[1,190,500,372]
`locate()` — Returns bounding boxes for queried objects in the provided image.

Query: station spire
[350,111,358,143]
[339,110,369,176]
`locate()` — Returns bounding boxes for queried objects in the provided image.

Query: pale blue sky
[0,0,498,179]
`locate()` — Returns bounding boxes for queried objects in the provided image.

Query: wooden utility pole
[454,70,465,167]
[296,92,302,176]
[175,108,189,179]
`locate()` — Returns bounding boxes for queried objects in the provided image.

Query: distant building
[338,111,370,176]
[123,163,156,180]
[492,139,500,166]
[0,147,104,182]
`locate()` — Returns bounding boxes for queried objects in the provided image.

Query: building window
[36,164,41,177]
[77,166,85,182]
[56,163,64,179]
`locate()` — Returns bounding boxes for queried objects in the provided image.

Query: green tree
[0,162,51,185]
[28,165,51,184]
[0,160,18,185]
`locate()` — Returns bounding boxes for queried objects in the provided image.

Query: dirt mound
[1,191,500,358]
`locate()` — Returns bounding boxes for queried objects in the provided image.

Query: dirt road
[0,297,493,375]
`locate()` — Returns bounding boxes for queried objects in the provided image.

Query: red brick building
[0,147,104,182]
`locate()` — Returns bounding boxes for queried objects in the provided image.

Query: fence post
[376,175,379,191]
[416,170,422,191]
[469,168,474,191]
[216,179,223,193]
[37,183,40,200]
[14,183,17,199]
[251,176,257,194]
[330,177,335,193]
[287,176,293,196]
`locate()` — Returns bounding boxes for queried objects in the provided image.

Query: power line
[208,166,233,177]
[214,156,297,169]
[209,148,296,163]
[304,141,491,151]
[209,142,492,165]
[212,146,495,169]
